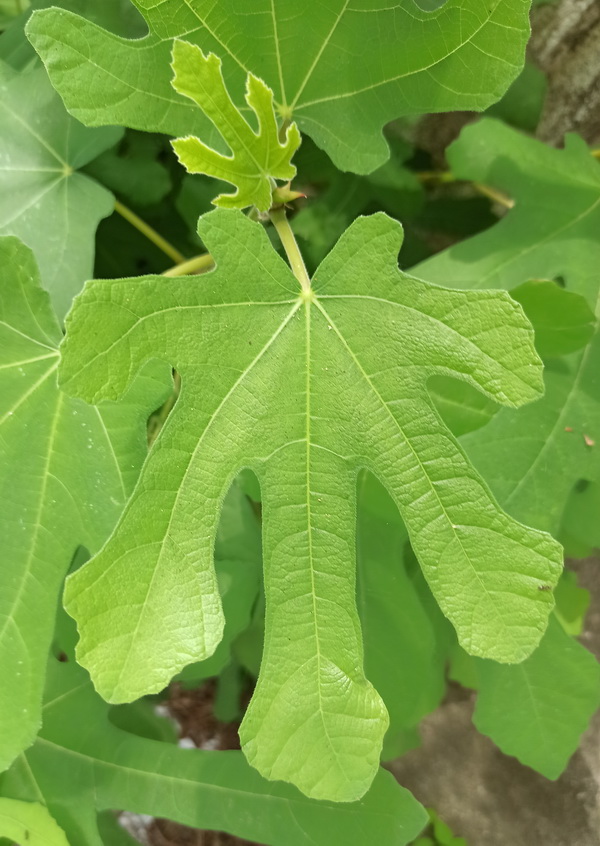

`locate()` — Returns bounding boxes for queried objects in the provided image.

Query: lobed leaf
[415,121,600,773]
[26,0,532,174]
[0,64,120,320]
[0,650,428,846]
[416,119,600,536]
[171,39,300,211]
[0,237,169,773]
[59,209,562,800]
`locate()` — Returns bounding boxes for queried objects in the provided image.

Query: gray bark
[531,0,600,145]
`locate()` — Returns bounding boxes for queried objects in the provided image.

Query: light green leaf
[0,63,120,319]
[0,236,169,772]
[474,616,600,779]
[171,40,300,211]
[356,473,445,760]
[27,0,531,173]
[416,120,600,534]
[59,209,561,800]
[0,798,68,846]
[509,279,595,359]
[0,651,428,846]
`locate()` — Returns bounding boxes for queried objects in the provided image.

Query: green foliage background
[0,0,598,844]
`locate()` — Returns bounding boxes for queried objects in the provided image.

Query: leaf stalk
[114,200,186,264]
[269,206,311,292]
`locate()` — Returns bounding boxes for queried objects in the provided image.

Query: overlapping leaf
[26,0,531,173]
[59,208,561,800]
[0,0,146,71]
[0,237,169,772]
[415,119,600,775]
[473,616,600,778]
[84,130,172,207]
[0,648,428,846]
[171,40,300,211]
[416,119,600,536]
[0,63,121,320]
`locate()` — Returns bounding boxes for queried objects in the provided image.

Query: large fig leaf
[58,208,561,801]
[0,237,169,772]
[26,0,531,173]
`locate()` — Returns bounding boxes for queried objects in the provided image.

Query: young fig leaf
[58,209,562,802]
[171,39,300,211]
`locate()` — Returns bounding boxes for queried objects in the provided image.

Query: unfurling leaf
[171,39,300,211]
[59,209,562,802]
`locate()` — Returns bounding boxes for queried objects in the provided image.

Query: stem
[472,182,514,209]
[416,170,455,183]
[269,206,311,292]
[416,170,513,209]
[114,200,185,264]
[162,253,215,277]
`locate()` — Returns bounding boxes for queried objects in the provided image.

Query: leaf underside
[59,209,562,801]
